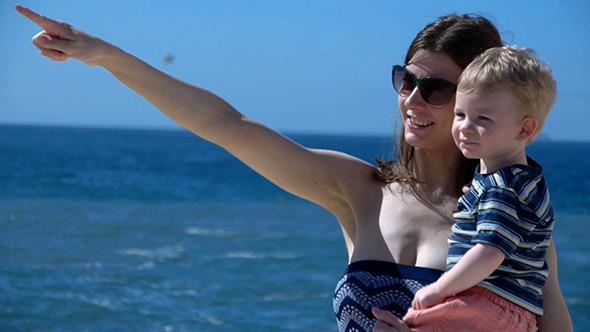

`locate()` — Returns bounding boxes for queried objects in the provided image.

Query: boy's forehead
[456,88,521,110]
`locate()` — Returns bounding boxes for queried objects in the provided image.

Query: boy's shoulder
[478,156,547,197]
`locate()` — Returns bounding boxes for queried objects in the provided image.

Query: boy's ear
[517,116,538,141]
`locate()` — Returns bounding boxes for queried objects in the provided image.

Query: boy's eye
[478,115,491,121]
[454,112,465,118]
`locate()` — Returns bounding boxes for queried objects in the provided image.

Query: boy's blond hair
[458,45,557,142]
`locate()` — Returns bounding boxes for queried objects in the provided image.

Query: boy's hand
[411,283,445,310]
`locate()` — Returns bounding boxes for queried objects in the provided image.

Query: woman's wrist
[91,40,126,69]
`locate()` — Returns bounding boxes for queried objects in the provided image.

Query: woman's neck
[412,147,462,199]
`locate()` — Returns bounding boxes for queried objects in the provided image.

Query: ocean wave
[197,313,225,326]
[225,251,300,260]
[185,226,295,240]
[261,292,307,302]
[117,245,185,260]
[185,226,233,237]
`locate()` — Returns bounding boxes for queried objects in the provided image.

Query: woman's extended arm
[15,5,376,226]
[536,237,573,332]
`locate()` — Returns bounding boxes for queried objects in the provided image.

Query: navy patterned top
[333,260,443,332]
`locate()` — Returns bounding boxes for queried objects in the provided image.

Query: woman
[15,5,571,331]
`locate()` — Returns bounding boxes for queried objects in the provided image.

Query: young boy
[403,45,557,331]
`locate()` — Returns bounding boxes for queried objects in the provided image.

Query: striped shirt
[448,157,554,316]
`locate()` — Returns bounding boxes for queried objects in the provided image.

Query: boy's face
[453,88,527,173]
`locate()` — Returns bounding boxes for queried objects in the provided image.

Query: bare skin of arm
[14,5,379,250]
[411,243,505,310]
[536,237,573,332]
[374,239,573,332]
[16,6,572,331]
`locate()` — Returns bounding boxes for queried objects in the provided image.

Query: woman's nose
[403,86,427,109]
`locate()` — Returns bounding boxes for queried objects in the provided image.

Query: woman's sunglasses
[391,65,457,107]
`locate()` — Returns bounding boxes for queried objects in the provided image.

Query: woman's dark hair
[376,14,503,196]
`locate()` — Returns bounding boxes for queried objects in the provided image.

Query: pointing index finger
[15,5,70,38]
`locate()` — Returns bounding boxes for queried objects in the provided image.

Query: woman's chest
[352,188,456,269]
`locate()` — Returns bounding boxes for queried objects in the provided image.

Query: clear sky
[2,0,589,141]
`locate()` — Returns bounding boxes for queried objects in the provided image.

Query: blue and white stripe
[448,157,554,316]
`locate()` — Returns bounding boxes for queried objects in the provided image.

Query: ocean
[1,124,588,331]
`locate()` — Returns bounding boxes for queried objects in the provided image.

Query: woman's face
[398,50,463,153]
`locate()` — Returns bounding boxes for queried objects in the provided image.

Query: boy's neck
[480,149,528,174]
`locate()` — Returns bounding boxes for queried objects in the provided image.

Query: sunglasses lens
[420,80,454,106]
[392,67,415,96]
[392,65,456,106]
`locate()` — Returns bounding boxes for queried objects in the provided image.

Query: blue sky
[2,0,589,141]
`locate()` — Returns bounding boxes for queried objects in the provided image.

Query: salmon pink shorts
[403,286,537,331]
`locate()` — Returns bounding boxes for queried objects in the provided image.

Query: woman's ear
[517,116,538,141]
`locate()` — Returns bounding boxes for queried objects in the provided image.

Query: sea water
[1,125,588,331]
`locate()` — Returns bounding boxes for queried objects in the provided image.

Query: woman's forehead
[406,50,462,81]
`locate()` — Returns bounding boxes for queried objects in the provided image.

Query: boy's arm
[412,243,505,310]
